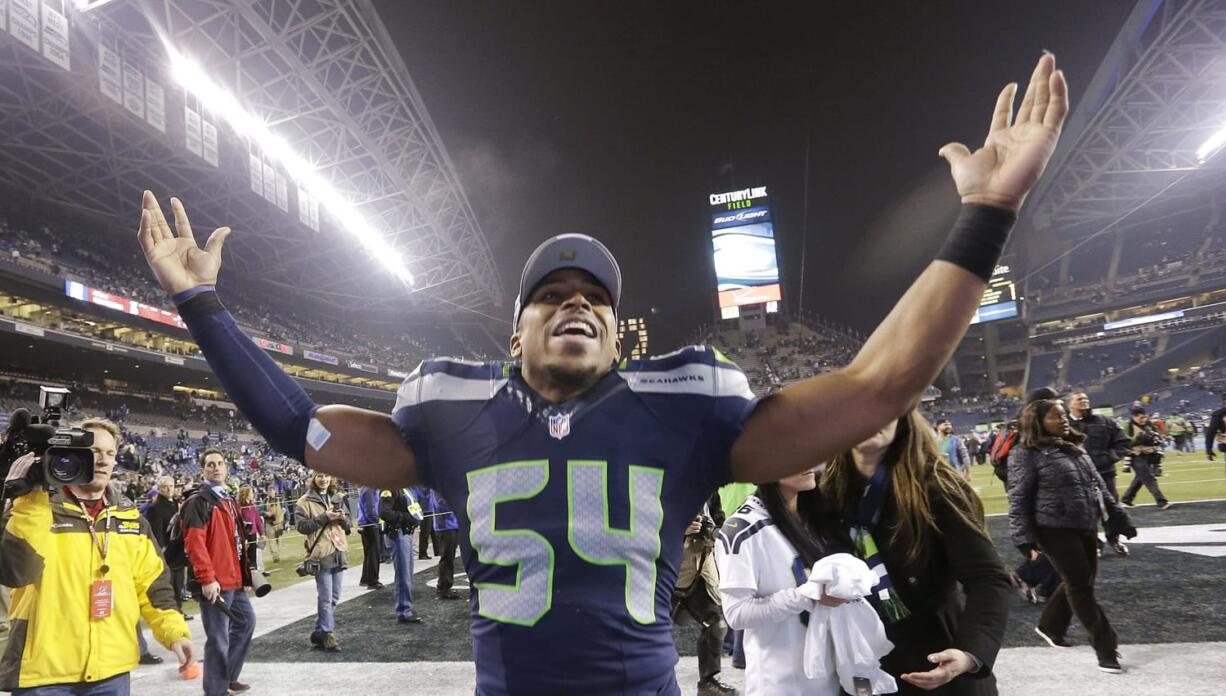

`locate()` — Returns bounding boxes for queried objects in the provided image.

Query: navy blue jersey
[392,346,757,695]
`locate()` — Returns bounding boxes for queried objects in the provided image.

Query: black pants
[417,515,436,559]
[671,580,724,681]
[435,529,459,594]
[1122,455,1168,506]
[170,565,187,610]
[1099,470,1120,543]
[359,525,382,586]
[1036,527,1117,658]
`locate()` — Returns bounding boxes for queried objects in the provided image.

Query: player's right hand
[137,191,231,295]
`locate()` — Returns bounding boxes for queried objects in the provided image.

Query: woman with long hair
[823,410,1011,695]
[1007,398,1133,674]
[295,471,351,652]
[236,485,265,574]
[714,467,855,695]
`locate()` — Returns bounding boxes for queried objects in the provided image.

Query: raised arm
[136,192,416,489]
[731,53,1067,482]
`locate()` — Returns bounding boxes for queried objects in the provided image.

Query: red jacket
[182,485,250,590]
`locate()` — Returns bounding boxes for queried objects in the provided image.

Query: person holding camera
[672,494,737,696]
[379,487,424,625]
[181,449,256,696]
[295,471,351,652]
[0,418,194,695]
[1120,407,1171,510]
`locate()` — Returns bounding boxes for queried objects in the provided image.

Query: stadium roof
[0,0,501,314]
[1024,0,1226,239]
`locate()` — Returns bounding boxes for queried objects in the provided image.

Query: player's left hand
[901,649,975,690]
[939,53,1068,213]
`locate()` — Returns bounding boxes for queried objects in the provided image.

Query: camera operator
[672,493,737,696]
[181,449,256,696]
[294,472,351,652]
[1121,408,1171,510]
[0,418,194,695]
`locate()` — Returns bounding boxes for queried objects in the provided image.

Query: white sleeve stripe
[394,372,508,411]
[623,362,754,399]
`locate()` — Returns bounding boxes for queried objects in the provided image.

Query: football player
[137,54,1068,695]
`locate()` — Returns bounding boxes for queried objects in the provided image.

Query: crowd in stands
[1029,239,1226,311]
[701,319,863,394]
[0,203,454,371]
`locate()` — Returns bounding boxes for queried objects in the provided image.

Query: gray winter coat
[1006,444,1121,552]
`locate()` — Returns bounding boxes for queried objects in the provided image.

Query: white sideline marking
[1156,545,1226,557]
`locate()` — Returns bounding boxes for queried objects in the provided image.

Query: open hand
[939,53,1068,213]
[901,649,975,690]
[137,191,231,295]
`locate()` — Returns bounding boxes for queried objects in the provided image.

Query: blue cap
[513,233,622,326]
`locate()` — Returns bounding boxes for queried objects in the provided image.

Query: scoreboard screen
[709,186,782,310]
[969,264,1019,324]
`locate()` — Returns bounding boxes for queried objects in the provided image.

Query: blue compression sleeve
[175,289,317,461]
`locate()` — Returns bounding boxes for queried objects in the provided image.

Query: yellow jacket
[0,486,190,690]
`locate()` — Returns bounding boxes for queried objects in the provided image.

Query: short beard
[543,362,603,396]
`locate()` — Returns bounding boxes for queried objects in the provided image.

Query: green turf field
[973,450,1226,515]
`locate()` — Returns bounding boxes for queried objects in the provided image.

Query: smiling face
[312,472,332,492]
[511,268,620,399]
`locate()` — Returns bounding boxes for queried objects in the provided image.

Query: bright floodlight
[164,45,415,286]
[72,0,121,10]
[1195,124,1226,163]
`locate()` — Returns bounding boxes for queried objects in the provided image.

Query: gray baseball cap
[513,233,622,326]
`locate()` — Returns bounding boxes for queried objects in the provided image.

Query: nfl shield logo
[548,411,571,440]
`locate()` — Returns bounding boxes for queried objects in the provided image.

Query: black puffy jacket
[1006,444,1125,552]
[1068,413,1131,475]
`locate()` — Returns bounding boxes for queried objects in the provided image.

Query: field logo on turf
[1127,523,1226,557]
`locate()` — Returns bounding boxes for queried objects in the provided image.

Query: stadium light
[71,0,121,11]
[1195,123,1226,164]
[163,45,415,286]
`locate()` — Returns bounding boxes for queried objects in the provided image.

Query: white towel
[801,554,898,694]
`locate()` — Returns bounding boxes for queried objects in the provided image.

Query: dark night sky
[371,1,1133,350]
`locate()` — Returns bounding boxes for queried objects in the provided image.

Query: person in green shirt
[1165,414,1192,453]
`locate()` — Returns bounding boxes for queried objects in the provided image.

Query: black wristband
[176,290,226,323]
[935,204,1017,282]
